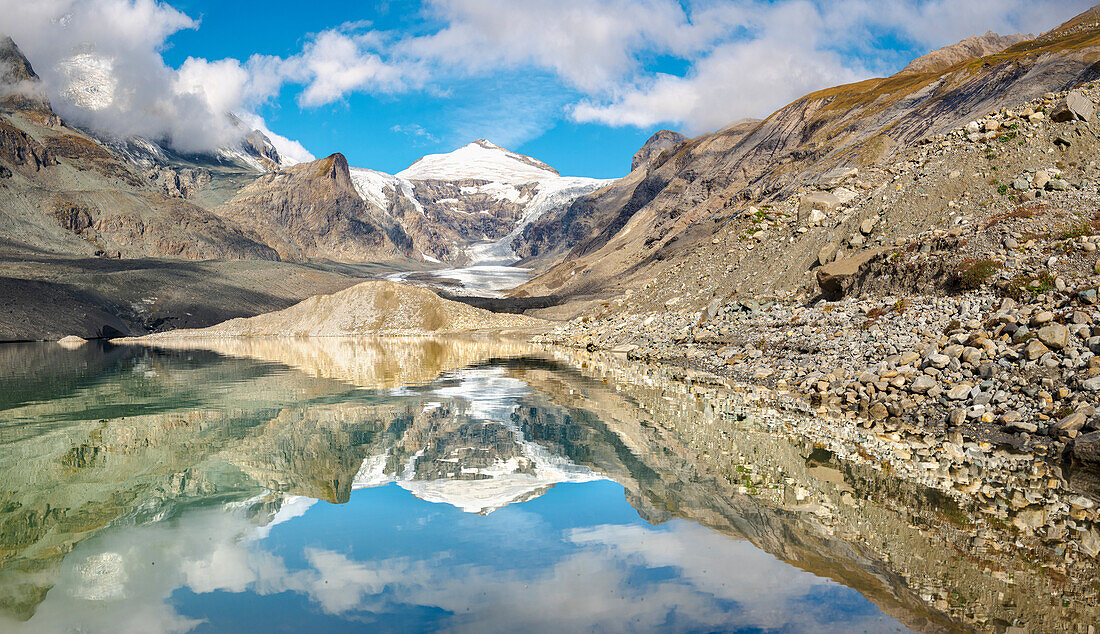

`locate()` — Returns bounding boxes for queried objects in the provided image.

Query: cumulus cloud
[295,30,406,107]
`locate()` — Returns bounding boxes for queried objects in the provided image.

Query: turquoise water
[0,340,912,632]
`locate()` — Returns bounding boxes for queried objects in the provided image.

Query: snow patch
[397,140,558,184]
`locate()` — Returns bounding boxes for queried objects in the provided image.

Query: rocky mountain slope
[528,6,1100,518]
[213,152,412,262]
[513,12,1100,312]
[0,37,284,261]
[349,140,610,263]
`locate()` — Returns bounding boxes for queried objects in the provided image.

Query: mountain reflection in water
[0,338,1095,632]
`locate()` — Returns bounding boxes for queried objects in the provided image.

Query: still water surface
[0,338,1093,632]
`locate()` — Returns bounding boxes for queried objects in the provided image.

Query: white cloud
[295,30,406,107]
[0,0,308,157]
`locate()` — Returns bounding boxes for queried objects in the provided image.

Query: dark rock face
[0,36,51,115]
[214,153,412,262]
[1073,431,1100,467]
[241,128,281,168]
[631,130,688,172]
[0,117,54,171]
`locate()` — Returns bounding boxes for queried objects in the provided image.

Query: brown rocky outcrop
[133,279,546,338]
[631,129,688,172]
[898,31,1030,75]
[214,153,412,262]
[0,117,54,171]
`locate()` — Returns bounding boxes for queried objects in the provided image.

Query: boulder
[1037,323,1069,349]
[947,383,972,400]
[1050,90,1094,122]
[815,248,883,299]
[798,192,841,224]
[1025,340,1050,360]
[859,216,879,235]
[910,375,936,394]
[1072,431,1100,467]
[817,166,858,189]
[927,353,951,369]
[817,242,840,267]
[1053,412,1087,434]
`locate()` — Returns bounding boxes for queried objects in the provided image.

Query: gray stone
[1025,340,1050,360]
[1012,178,1030,191]
[960,347,982,366]
[1037,323,1069,349]
[1046,179,1069,191]
[947,383,972,400]
[1006,419,1038,434]
[800,192,841,224]
[817,242,840,266]
[817,166,858,189]
[1050,90,1094,122]
[928,353,951,369]
[1082,376,1100,392]
[910,375,936,394]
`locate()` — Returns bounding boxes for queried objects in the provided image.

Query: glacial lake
[0,338,1096,632]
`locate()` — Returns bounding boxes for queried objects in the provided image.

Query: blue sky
[2,0,1094,177]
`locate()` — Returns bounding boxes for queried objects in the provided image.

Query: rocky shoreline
[535,88,1100,487]
[544,344,1100,628]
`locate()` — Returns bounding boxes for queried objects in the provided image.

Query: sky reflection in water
[0,340,906,633]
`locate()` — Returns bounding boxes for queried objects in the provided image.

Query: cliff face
[213,153,412,263]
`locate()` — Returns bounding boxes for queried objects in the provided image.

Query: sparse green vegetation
[1005,271,1056,299]
[1058,221,1098,240]
[997,184,1008,194]
[954,259,1002,290]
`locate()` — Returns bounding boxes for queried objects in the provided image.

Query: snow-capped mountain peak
[396,139,560,184]
[350,140,613,268]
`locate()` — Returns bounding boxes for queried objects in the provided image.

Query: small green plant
[998,131,1018,142]
[1005,271,1056,299]
[954,259,1002,290]
[1058,222,1097,240]
[997,184,1009,194]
